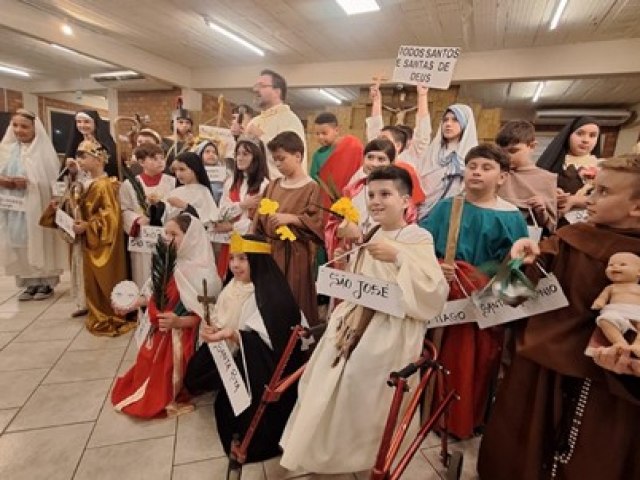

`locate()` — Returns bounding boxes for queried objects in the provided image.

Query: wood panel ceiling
[14,0,640,67]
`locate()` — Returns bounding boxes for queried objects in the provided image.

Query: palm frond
[151,236,177,311]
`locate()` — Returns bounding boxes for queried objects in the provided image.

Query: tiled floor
[0,274,480,480]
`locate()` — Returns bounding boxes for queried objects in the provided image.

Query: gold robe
[80,177,132,336]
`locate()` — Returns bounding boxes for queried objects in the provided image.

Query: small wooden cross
[197,279,217,326]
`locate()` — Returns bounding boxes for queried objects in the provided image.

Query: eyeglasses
[253,83,273,89]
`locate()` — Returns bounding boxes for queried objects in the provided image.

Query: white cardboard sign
[128,226,164,254]
[392,46,461,89]
[564,209,588,224]
[0,193,26,212]
[425,298,477,329]
[208,341,251,416]
[51,181,67,197]
[205,165,227,183]
[316,266,405,317]
[528,225,543,243]
[473,274,568,329]
[55,208,76,240]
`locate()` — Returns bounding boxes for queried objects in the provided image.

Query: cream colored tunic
[246,104,307,179]
[280,225,448,474]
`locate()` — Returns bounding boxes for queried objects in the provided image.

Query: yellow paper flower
[275,225,297,242]
[258,198,280,215]
[330,197,360,224]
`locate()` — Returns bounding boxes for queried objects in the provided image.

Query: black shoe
[18,285,39,301]
[33,285,54,301]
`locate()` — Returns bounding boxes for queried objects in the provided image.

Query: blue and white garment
[421,104,478,217]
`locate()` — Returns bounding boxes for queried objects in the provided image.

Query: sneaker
[18,285,38,302]
[33,285,54,301]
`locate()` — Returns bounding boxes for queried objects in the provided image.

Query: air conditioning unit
[91,70,142,82]
[534,109,632,127]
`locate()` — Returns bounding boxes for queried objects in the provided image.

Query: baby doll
[592,252,640,356]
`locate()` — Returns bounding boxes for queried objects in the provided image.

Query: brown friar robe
[478,223,640,480]
[253,177,324,325]
[498,166,558,232]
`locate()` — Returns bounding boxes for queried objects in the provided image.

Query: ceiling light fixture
[204,18,265,57]
[532,82,545,103]
[91,70,140,80]
[335,0,380,15]
[0,64,30,78]
[61,23,73,36]
[319,89,343,105]
[549,0,568,30]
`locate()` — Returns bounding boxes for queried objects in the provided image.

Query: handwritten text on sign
[425,298,476,329]
[0,193,26,212]
[473,274,568,329]
[55,209,75,240]
[208,341,251,416]
[316,266,405,317]
[392,46,461,89]
[128,226,164,253]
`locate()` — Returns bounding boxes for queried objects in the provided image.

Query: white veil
[173,215,221,318]
[0,113,67,271]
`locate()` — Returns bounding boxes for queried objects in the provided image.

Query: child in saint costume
[120,143,176,287]
[280,166,448,474]
[43,139,131,336]
[213,136,269,278]
[161,151,219,225]
[111,214,221,418]
[479,155,640,480]
[0,110,67,301]
[420,143,528,439]
[184,232,304,461]
[253,131,324,325]
[496,120,558,233]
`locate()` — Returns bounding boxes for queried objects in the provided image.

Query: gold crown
[229,232,271,255]
[77,140,109,163]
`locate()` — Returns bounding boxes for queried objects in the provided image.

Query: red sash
[318,135,363,214]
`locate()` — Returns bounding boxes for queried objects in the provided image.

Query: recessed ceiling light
[0,64,30,78]
[319,89,343,105]
[61,23,73,36]
[549,0,568,30]
[335,0,380,15]
[204,18,265,57]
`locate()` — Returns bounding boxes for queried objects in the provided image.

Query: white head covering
[0,112,67,270]
[425,104,478,173]
[172,215,221,319]
[421,104,478,212]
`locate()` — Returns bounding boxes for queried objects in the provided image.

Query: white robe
[163,184,219,226]
[280,225,449,473]
[219,177,269,235]
[0,118,67,285]
[120,174,176,287]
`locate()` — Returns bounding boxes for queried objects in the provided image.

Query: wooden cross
[197,279,217,326]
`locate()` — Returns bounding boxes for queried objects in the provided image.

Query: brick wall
[118,89,235,137]
[0,89,24,112]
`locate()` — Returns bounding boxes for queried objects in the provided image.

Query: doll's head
[605,252,640,284]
